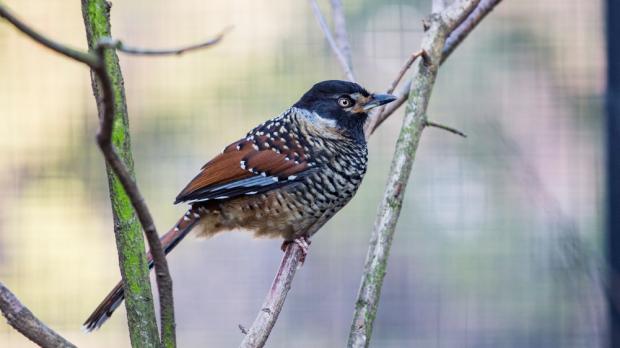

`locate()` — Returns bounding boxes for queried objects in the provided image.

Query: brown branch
[238,243,305,348]
[0,283,76,348]
[97,26,232,56]
[388,50,430,94]
[0,5,98,66]
[364,50,428,136]
[308,0,356,82]
[91,41,177,346]
[425,120,467,137]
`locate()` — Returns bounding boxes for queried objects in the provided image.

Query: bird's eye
[337,97,353,108]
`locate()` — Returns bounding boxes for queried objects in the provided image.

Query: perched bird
[83,80,396,331]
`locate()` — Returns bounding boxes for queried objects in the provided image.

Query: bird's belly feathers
[195,157,367,241]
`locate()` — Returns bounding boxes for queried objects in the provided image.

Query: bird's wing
[175,134,314,204]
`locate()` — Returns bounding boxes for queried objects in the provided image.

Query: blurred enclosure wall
[0,0,605,347]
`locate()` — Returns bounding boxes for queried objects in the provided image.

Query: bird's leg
[281,236,311,265]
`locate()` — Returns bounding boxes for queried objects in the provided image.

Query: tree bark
[81,1,161,346]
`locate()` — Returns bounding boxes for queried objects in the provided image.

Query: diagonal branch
[425,120,467,137]
[364,50,429,136]
[0,283,76,348]
[238,244,305,348]
[442,0,502,63]
[308,0,356,82]
[0,5,98,66]
[373,0,503,131]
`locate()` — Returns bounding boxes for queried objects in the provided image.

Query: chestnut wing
[175,137,314,204]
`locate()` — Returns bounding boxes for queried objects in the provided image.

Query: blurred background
[0,0,605,347]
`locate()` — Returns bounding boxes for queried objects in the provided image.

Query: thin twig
[387,50,429,94]
[365,51,428,136]
[425,120,467,137]
[0,283,77,348]
[329,0,353,67]
[239,243,305,348]
[348,1,483,347]
[308,0,356,82]
[97,26,232,56]
[0,5,98,66]
[370,0,503,134]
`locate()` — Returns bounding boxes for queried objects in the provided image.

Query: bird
[83,80,396,331]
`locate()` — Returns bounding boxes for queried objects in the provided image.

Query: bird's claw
[281,236,311,265]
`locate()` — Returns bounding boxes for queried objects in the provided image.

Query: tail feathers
[82,207,203,331]
[82,282,124,332]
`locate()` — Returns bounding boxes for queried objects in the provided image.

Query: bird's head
[293,80,396,137]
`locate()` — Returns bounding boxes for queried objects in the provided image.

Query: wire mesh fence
[0,0,605,346]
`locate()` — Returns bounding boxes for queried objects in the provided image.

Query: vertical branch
[347,1,482,347]
[80,1,162,346]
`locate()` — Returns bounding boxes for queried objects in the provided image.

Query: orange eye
[338,97,353,108]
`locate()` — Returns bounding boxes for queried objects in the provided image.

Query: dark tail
[82,206,204,331]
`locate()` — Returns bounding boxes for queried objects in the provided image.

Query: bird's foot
[281,236,311,265]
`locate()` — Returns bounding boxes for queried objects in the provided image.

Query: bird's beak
[363,93,397,111]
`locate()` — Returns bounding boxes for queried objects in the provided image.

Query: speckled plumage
[83,80,396,331]
[189,106,369,240]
